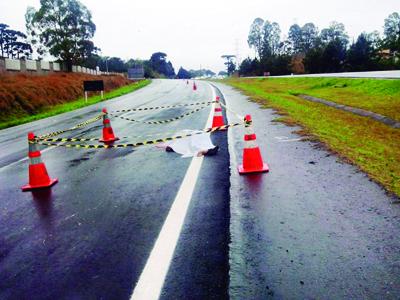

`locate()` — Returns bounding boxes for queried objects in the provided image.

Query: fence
[0,57,125,77]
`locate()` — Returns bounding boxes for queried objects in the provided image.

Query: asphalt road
[1,79,399,299]
[0,80,230,299]
[212,82,400,299]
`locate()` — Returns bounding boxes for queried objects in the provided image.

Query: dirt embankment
[0,73,131,121]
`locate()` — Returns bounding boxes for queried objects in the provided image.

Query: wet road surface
[0,80,230,299]
[1,78,399,299]
[212,82,400,299]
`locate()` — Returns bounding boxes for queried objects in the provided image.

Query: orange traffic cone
[238,115,269,174]
[21,132,58,192]
[212,96,226,128]
[99,108,119,144]
[193,81,197,91]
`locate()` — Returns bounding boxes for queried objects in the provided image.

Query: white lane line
[130,83,216,300]
[0,146,55,171]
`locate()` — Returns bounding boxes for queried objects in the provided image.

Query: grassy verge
[0,79,151,130]
[224,77,400,197]
[233,77,400,121]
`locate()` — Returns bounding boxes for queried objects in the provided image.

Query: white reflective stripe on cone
[244,140,258,149]
[244,125,258,148]
[245,125,255,135]
[30,157,43,165]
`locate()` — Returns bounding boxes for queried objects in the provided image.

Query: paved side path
[299,94,400,129]
[211,82,400,300]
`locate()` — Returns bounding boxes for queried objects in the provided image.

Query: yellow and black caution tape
[38,114,104,140]
[110,106,208,125]
[111,101,216,113]
[31,122,243,149]
[37,137,102,142]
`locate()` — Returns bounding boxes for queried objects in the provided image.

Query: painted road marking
[130,83,216,300]
[0,146,55,171]
[274,136,303,142]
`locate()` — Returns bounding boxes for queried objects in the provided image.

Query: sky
[1,0,399,73]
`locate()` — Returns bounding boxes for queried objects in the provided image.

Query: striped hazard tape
[111,101,216,113]
[38,114,104,139]
[110,106,208,125]
[37,137,102,142]
[31,122,244,148]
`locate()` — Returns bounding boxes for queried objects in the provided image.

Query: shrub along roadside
[224,78,400,197]
[0,80,150,130]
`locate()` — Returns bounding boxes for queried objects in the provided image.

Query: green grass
[224,77,400,197]
[0,79,151,130]
[241,77,400,121]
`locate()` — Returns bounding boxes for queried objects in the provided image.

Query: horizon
[1,0,399,73]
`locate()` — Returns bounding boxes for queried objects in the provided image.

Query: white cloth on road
[166,130,215,158]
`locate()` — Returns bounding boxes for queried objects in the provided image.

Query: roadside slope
[0,73,150,129]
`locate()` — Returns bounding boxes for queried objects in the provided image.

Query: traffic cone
[21,132,58,192]
[238,114,269,174]
[99,108,119,144]
[193,81,197,91]
[212,96,226,128]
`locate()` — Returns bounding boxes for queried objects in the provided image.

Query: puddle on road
[68,150,97,167]
[97,148,135,160]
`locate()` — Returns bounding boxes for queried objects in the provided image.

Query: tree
[0,24,9,57]
[0,24,32,59]
[301,23,318,53]
[320,22,349,46]
[303,47,324,73]
[287,23,318,55]
[239,57,258,76]
[25,6,46,58]
[261,21,281,57]
[177,67,191,79]
[288,24,302,54]
[189,69,216,78]
[321,39,347,72]
[26,0,97,71]
[346,33,377,71]
[248,18,264,58]
[221,55,236,75]
[149,52,175,78]
[9,41,33,59]
[105,57,126,73]
[383,12,400,53]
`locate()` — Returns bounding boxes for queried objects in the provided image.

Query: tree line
[0,0,194,78]
[0,24,32,59]
[240,12,400,76]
